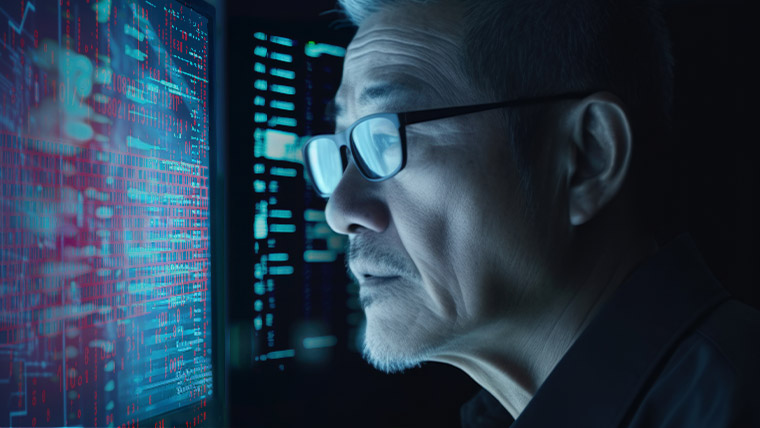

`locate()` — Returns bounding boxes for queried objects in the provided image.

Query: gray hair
[338,0,674,233]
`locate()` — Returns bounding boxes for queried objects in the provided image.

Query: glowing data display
[251,31,357,367]
[0,0,213,426]
[252,32,303,363]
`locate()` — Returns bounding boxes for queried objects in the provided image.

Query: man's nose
[324,163,390,235]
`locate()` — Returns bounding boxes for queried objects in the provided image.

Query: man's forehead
[333,2,469,126]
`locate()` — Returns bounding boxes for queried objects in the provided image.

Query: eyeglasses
[303,91,593,197]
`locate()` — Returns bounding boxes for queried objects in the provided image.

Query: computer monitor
[0,0,220,426]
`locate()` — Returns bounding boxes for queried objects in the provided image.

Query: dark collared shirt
[461,235,760,427]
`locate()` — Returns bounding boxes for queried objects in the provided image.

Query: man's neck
[431,223,659,419]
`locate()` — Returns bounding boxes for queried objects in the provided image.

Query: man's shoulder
[461,236,760,428]
[627,299,760,427]
[696,298,760,370]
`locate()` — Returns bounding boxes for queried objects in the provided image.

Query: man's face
[326,3,567,372]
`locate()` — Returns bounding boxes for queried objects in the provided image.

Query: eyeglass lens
[306,116,403,195]
[351,117,403,179]
[306,137,343,195]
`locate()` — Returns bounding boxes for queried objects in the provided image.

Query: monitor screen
[0,0,215,426]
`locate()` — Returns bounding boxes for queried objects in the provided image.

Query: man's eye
[375,134,396,148]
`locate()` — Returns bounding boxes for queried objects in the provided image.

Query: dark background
[222,0,755,427]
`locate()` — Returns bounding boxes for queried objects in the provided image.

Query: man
[302,0,760,426]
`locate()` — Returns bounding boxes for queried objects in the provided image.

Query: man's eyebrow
[329,82,420,125]
[358,83,411,106]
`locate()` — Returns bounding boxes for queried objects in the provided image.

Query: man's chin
[360,318,430,374]
[361,339,425,374]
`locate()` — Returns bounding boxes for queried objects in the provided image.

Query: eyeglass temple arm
[400,91,597,126]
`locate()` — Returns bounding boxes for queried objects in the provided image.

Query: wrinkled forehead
[335,2,470,128]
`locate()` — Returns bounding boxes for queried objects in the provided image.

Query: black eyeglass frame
[303,90,596,197]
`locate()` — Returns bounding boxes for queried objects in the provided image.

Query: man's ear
[566,92,632,226]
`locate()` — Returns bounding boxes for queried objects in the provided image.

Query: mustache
[346,237,419,281]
